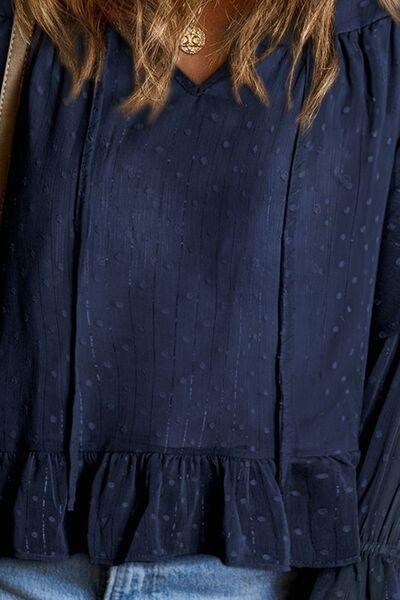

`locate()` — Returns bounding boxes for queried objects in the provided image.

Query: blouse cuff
[308,544,400,599]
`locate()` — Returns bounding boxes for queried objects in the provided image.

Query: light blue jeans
[0,554,296,599]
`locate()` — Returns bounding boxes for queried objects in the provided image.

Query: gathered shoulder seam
[336,12,394,36]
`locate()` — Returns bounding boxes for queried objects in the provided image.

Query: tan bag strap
[0,13,34,219]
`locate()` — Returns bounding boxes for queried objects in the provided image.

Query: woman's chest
[6,26,400,294]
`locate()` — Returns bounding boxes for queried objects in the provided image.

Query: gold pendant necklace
[180,7,206,55]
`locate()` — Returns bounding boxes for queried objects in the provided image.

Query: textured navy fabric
[0,0,399,578]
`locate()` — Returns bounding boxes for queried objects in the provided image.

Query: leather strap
[0,13,34,220]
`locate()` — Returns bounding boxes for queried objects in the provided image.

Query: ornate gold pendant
[180,24,206,55]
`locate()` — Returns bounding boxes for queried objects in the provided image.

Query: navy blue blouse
[0,0,400,582]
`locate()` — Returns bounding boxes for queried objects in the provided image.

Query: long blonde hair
[15,0,400,127]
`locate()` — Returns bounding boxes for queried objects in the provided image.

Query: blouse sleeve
[0,0,13,84]
[305,143,400,599]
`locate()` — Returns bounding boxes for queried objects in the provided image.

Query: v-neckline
[172,34,278,96]
[173,59,230,95]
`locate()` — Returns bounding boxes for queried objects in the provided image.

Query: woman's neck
[176,0,250,86]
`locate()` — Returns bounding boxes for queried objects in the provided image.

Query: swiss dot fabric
[0,0,399,589]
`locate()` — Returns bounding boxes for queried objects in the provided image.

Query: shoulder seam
[336,12,393,35]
